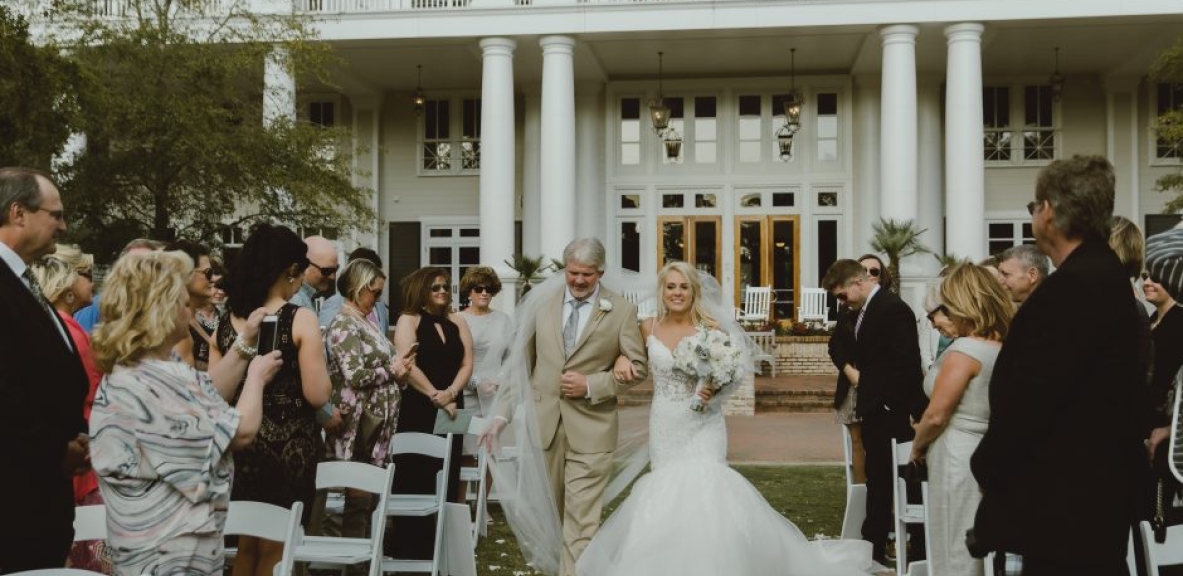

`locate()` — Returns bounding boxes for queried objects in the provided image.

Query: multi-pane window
[738,95,762,163]
[1156,83,1183,160]
[309,101,335,127]
[984,85,1057,164]
[694,97,717,164]
[816,93,839,162]
[421,97,481,174]
[620,98,641,166]
[987,221,1034,255]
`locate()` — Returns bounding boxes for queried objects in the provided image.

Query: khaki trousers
[544,422,613,576]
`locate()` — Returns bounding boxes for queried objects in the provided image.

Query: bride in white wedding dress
[575,261,879,576]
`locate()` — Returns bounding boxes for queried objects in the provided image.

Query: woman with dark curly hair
[388,266,473,560]
[209,223,339,576]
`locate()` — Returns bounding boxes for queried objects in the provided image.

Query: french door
[734,215,799,321]
[658,216,722,278]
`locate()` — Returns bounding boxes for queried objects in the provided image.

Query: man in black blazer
[0,167,89,573]
[823,258,928,563]
[971,156,1148,575]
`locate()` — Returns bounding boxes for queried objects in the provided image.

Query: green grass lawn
[475,465,848,575]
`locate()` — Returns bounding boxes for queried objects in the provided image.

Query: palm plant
[504,253,551,300]
[870,218,931,293]
[933,253,971,276]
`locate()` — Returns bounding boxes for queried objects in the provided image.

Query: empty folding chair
[73,505,106,542]
[223,501,303,576]
[293,461,396,576]
[6,570,110,575]
[1140,520,1183,576]
[891,438,929,576]
[383,431,454,575]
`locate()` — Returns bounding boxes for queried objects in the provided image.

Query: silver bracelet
[316,401,335,423]
[232,336,258,360]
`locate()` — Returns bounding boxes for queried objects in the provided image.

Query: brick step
[618,388,835,412]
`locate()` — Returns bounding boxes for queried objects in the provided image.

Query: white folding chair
[797,287,830,324]
[839,425,867,540]
[1140,519,1183,576]
[735,286,772,324]
[223,501,303,576]
[8,570,110,575]
[294,462,396,576]
[459,416,491,546]
[383,432,454,575]
[746,330,777,377]
[73,505,106,542]
[891,438,929,576]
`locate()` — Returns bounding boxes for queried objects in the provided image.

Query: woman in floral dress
[325,258,415,541]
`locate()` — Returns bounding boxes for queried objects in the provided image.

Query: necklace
[194,309,218,333]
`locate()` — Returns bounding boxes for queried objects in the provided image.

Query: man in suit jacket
[971,156,1148,575]
[0,167,89,573]
[823,258,928,563]
[488,237,647,576]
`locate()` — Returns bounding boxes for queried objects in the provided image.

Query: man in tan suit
[487,237,647,576]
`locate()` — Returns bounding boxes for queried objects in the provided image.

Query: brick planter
[774,335,838,376]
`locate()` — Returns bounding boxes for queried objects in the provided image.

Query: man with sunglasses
[822,258,927,565]
[0,167,89,572]
[317,247,389,334]
[290,235,340,316]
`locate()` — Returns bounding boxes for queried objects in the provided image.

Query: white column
[943,23,985,261]
[539,35,577,261]
[1104,76,1140,220]
[879,25,918,223]
[854,76,881,255]
[522,91,542,257]
[263,46,296,126]
[479,37,517,276]
[917,77,944,271]
[575,82,605,241]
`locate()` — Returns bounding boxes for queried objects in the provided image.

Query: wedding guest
[1140,266,1183,515]
[209,223,339,576]
[910,265,1012,575]
[319,247,390,333]
[290,235,339,315]
[388,266,473,560]
[857,253,893,293]
[996,244,1049,305]
[197,258,226,331]
[30,246,108,572]
[89,251,280,576]
[166,239,214,371]
[325,258,414,546]
[971,156,1149,574]
[0,167,89,572]
[73,238,165,333]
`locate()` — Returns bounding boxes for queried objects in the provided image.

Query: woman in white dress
[910,264,1013,576]
[576,261,877,576]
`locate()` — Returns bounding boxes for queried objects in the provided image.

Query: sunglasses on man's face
[309,263,339,276]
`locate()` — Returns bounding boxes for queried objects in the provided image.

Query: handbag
[356,409,384,456]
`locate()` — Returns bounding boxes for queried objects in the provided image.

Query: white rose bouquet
[671,327,745,412]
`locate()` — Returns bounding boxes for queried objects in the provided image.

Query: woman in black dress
[388,266,473,560]
[209,223,340,576]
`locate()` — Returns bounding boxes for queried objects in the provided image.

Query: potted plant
[870,218,931,293]
[504,253,551,301]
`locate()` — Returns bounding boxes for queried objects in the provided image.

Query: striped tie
[854,307,866,340]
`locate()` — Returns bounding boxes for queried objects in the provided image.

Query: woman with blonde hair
[89,251,280,576]
[910,264,1013,575]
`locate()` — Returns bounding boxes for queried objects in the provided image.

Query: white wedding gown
[576,335,879,576]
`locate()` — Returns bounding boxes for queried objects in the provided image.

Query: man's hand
[63,433,90,475]
[478,418,507,452]
[560,371,589,399]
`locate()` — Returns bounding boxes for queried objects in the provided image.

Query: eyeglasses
[1026,200,1043,216]
[926,304,949,323]
[864,267,881,278]
[430,283,450,293]
[471,285,499,295]
[77,270,93,281]
[27,204,65,221]
[1141,271,1156,283]
[309,262,339,276]
[195,267,214,281]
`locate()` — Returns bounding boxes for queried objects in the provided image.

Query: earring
[66,292,75,304]
[288,277,296,284]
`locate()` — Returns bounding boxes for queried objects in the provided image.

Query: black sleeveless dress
[385,311,465,559]
[216,304,322,521]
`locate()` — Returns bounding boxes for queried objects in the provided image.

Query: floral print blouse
[325,308,403,465]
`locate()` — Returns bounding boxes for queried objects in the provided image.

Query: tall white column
[479,38,517,275]
[575,82,605,241]
[854,76,881,255]
[943,23,985,261]
[879,25,918,223]
[522,91,542,257]
[917,77,944,270]
[539,35,577,260]
[263,46,296,126]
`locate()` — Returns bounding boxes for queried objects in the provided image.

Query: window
[987,221,1034,255]
[309,101,335,127]
[420,97,481,174]
[1155,83,1183,160]
[816,93,839,162]
[620,98,641,166]
[738,95,762,163]
[694,97,717,164]
[984,85,1058,165]
[422,222,480,306]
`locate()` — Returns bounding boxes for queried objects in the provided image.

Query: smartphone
[407,341,420,355]
[258,315,279,355]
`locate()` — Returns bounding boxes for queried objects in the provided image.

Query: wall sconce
[413,64,426,115]
[1048,47,1064,102]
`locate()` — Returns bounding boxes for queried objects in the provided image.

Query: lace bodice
[647,335,728,469]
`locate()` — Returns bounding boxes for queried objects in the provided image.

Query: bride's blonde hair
[655,261,718,330]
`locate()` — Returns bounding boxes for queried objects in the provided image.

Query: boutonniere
[597,298,613,316]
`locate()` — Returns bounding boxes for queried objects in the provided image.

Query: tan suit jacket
[529,286,647,453]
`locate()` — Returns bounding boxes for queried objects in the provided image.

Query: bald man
[290,235,339,314]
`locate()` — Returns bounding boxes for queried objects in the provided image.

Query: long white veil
[481,266,756,575]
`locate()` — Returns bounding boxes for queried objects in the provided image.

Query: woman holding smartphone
[209,223,339,576]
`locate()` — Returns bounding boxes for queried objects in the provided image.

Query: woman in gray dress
[910,264,1014,576]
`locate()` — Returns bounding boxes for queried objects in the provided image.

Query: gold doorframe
[733,215,800,322]
[657,215,723,278]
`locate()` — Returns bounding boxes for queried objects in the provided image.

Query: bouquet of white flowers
[671,327,746,412]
